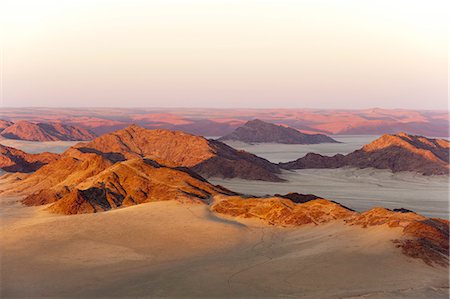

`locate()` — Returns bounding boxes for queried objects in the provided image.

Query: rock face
[280,133,450,175]
[73,125,283,181]
[218,119,338,144]
[19,151,115,205]
[0,120,97,141]
[0,144,59,172]
[45,159,236,214]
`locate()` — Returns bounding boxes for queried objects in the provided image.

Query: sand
[1,199,448,298]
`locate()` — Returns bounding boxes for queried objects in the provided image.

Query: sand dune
[0,199,448,298]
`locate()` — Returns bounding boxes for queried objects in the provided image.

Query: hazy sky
[1,0,448,109]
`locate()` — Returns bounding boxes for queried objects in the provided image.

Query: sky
[1,0,448,109]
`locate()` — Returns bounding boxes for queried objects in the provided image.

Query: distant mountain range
[280,133,449,175]
[0,120,97,141]
[218,119,338,144]
[1,107,448,137]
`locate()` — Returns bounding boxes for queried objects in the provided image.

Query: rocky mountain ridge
[280,133,449,175]
[73,125,283,181]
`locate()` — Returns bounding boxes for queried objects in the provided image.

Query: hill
[0,120,97,141]
[280,133,449,175]
[44,158,236,214]
[73,125,282,181]
[0,144,59,173]
[218,119,338,144]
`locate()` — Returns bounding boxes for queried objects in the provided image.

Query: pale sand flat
[1,199,448,298]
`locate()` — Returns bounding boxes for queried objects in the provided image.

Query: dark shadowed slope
[0,144,59,173]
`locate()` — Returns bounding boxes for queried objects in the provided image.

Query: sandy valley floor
[1,198,448,298]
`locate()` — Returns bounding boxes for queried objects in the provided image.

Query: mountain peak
[245,119,266,125]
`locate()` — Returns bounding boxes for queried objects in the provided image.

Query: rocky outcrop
[0,144,59,172]
[46,159,236,215]
[211,196,356,226]
[73,125,283,181]
[219,119,338,144]
[280,133,450,175]
[0,120,97,141]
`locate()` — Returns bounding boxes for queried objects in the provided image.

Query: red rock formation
[211,196,356,226]
[0,144,59,173]
[0,120,96,141]
[20,151,115,205]
[47,158,236,214]
[280,133,450,175]
[74,125,282,181]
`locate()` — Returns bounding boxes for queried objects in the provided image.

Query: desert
[1,197,448,298]
[0,125,448,298]
[2,1,449,297]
